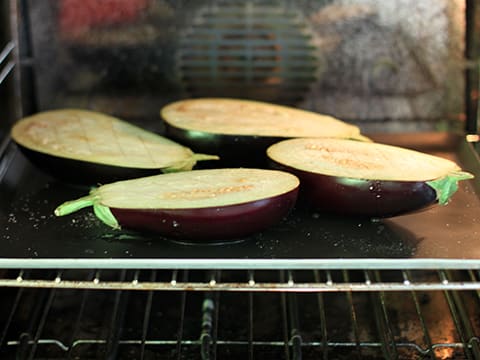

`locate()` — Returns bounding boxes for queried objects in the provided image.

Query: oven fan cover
[176,1,320,105]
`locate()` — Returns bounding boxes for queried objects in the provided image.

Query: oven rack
[0,41,14,85]
[1,268,480,359]
[2,267,480,292]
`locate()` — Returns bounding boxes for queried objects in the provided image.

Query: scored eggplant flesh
[267,138,474,218]
[54,168,300,240]
[11,109,218,184]
[161,98,363,138]
[161,98,368,167]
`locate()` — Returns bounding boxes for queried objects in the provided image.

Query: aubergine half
[54,168,300,240]
[266,138,474,218]
[161,98,367,167]
[11,109,218,184]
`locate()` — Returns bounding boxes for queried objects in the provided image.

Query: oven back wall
[24,0,466,133]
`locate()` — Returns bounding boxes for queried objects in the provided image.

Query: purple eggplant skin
[110,188,299,241]
[18,144,162,186]
[270,162,437,218]
[165,123,283,168]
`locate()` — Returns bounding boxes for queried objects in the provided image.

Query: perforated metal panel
[177,0,319,104]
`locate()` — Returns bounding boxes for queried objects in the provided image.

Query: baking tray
[1,133,480,270]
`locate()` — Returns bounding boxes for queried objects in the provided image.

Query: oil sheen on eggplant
[54,168,300,241]
[267,138,474,218]
[165,125,282,168]
[11,109,218,184]
[161,98,367,167]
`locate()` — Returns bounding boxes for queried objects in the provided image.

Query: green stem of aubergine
[54,194,97,216]
[93,203,120,229]
[163,153,219,173]
[426,171,474,205]
[54,193,120,229]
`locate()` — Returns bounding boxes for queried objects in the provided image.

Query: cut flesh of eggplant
[267,138,474,218]
[161,98,363,138]
[11,109,218,184]
[54,168,300,240]
[161,98,367,166]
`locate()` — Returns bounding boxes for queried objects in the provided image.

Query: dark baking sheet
[1,133,479,269]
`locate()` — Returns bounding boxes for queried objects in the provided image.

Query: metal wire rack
[2,268,480,292]
[0,268,480,359]
[0,41,15,85]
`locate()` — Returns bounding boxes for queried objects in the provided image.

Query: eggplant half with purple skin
[161,98,368,167]
[54,168,300,241]
[11,109,218,184]
[266,138,474,218]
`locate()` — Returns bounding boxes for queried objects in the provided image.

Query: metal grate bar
[212,291,220,360]
[344,271,362,359]
[199,8,303,17]
[93,270,101,285]
[181,69,317,80]
[470,270,480,301]
[0,138,17,182]
[441,279,473,359]
[105,269,128,360]
[247,269,255,359]
[13,270,43,359]
[139,270,156,360]
[209,270,218,287]
[201,270,221,360]
[181,38,314,48]
[370,271,399,360]
[0,42,15,84]
[181,60,318,69]
[191,17,302,26]
[289,294,302,360]
[245,1,255,84]
[7,338,476,354]
[248,290,254,360]
[0,42,15,65]
[27,284,58,359]
[182,86,312,98]
[6,278,480,292]
[0,286,24,350]
[185,27,311,37]
[403,270,434,359]
[313,270,328,360]
[440,270,480,359]
[16,269,24,282]
[7,259,480,270]
[66,270,95,360]
[0,60,14,85]
[176,271,188,359]
[179,48,315,57]
[200,293,214,360]
[171,269,178,286]
[279,271,291,360]
[287,271,302,360]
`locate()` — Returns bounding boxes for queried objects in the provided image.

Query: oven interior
[1,1,480,359]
